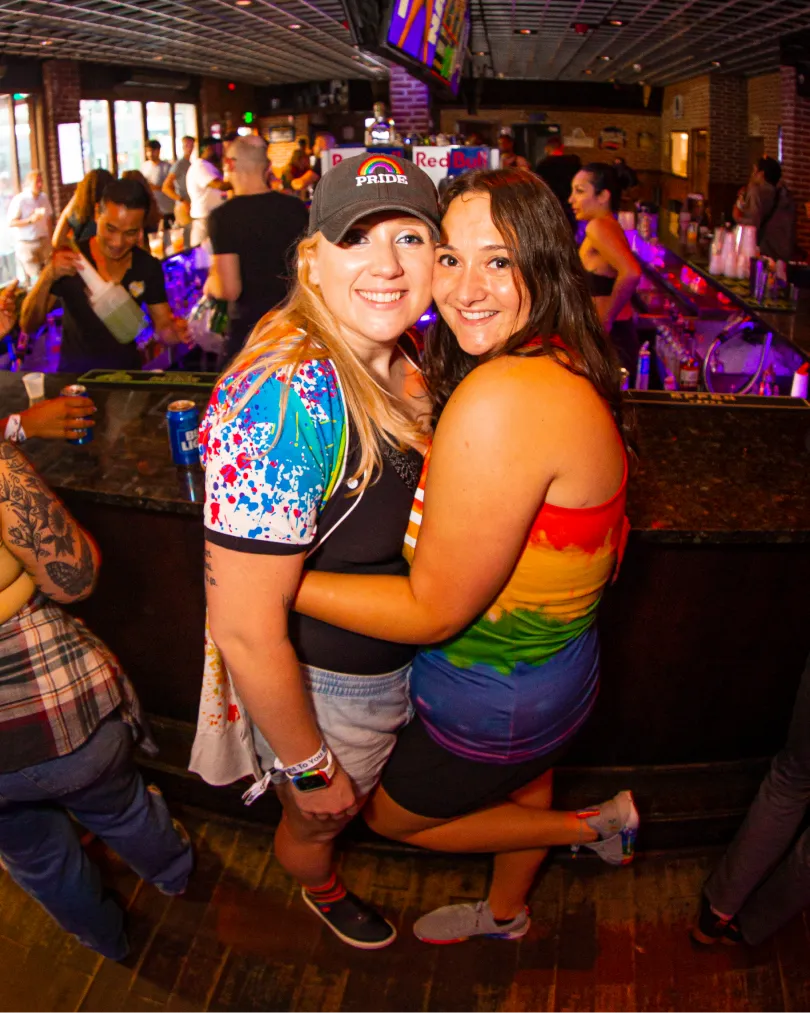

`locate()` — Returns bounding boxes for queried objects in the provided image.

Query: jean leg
[0,804,127,959]
[63,720,193,894]
[706,655,810,915]
[737,824,810,945]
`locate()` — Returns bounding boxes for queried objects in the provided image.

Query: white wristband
[273,742,329,776]
[4,414,26,444]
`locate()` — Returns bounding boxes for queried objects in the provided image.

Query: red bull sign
[412,146,494,185]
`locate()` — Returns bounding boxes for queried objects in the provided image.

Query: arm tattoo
[0,445,68,561]
[204,547,217,586]
[0,441,92,594]
[45,537,94,597]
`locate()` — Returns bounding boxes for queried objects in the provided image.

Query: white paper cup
[22,372,45,405]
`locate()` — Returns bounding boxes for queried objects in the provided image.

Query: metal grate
[0,0,388,84]
[0,0,807,85]
[469,0,810,83]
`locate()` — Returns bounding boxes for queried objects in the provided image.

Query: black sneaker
[691,893,743,946]
[301,887,397,950]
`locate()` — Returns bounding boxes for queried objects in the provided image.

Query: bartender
[20,178,186,373]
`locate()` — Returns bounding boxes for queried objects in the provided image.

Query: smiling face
[94,200,145,261]
[308,212,434,352]
[569,170,610,221]
[433,192,529,358]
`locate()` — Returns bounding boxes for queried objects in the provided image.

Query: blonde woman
[192,154,439,949]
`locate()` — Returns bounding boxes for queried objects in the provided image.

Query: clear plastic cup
[170,227,185,254]
[148,232,164,259]
[22,372,45,405]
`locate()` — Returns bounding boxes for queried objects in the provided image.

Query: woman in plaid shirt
[0,286,192,960]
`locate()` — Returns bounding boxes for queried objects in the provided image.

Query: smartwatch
[290,750,336,794]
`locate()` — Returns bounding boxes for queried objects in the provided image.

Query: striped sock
[304,872,347,910]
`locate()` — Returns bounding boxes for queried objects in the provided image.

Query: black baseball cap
[309,152,440,244]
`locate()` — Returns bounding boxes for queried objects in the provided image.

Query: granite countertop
[2,372,205,515]
[1,372,809,543]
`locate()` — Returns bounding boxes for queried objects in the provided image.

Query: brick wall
[389,65,431,136]
[660,76,710,173]
[41,59,81,215]
[747,73,781,157]
[709,76,748,185]
[440,106,661,170]
[780,65,810,254]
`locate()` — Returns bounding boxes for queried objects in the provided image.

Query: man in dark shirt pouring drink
[21,179,186,373]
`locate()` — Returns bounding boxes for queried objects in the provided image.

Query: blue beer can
[61,384,94,446]
[166,399,200,467]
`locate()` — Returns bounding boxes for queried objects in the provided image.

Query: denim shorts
[252,663,413,798]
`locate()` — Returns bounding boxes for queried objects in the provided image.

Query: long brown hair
[424,167,632,451]
[121,170,160,231]
[73,168,115,225]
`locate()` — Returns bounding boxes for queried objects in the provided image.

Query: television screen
[385,0,470,95]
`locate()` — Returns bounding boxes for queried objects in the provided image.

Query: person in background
[141,140,175,235]
[52,169,115,249]
[205,135,308,360]
[185,137,231,247]
[693,651,810,948]
[570,163,641,375]
[0,281,98,440]
[121,170,161,249]
[0,302,193,958]
[534,136,581,231]
[287,132,335,197]
[7,170,52,284]
[20,178,186,372]
[733,156,796,263]
[497,127,530,171]
[163,136,195,246]
[292,168,638,945]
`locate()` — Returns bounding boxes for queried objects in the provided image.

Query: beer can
[166,399,200,467]
[61,384,94,446]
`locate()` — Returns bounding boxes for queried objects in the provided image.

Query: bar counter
[4,371,809,848]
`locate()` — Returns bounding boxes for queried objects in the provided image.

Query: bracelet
[273,742,328,776]
[4,414,26,444]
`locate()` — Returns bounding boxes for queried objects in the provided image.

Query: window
[173,103,197,159]
[0,96,14,284]
[0,93,45,285]
[13,97,32,182]
[146,101,172,163]
[670,131,689,178]
[80,99,112,172]
[114,100,144,173]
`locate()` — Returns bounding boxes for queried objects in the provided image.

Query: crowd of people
[0,136,806,967]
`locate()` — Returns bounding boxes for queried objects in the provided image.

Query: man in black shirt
[206,135,309,358]
[21,179,186,372]
[535,136,581,232]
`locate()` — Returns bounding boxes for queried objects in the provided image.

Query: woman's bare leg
[486,771,554,920]
[273,784,354,887]
[364,783,597,854]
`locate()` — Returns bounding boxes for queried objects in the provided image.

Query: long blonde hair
[223,233,424,490]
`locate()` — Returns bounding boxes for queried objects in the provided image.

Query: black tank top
[287,432,422,675]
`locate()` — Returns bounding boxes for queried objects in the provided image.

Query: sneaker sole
[301,888,397,950]
[416,922,531,945]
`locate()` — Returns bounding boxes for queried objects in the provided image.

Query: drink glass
[22,371,45,405]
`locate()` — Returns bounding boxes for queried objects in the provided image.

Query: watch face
[291,770,330,793]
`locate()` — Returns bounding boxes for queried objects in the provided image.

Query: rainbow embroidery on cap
[355,155,408,187]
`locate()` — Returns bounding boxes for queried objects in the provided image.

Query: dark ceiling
[0,0,809,87]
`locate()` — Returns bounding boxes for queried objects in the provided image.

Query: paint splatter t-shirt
[200,357,347,553]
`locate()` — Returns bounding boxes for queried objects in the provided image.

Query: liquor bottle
[679,347,700,390]
[366,102,392,146]
[635,341,651,390]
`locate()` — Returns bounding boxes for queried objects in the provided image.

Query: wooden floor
[1,809,809,1013]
